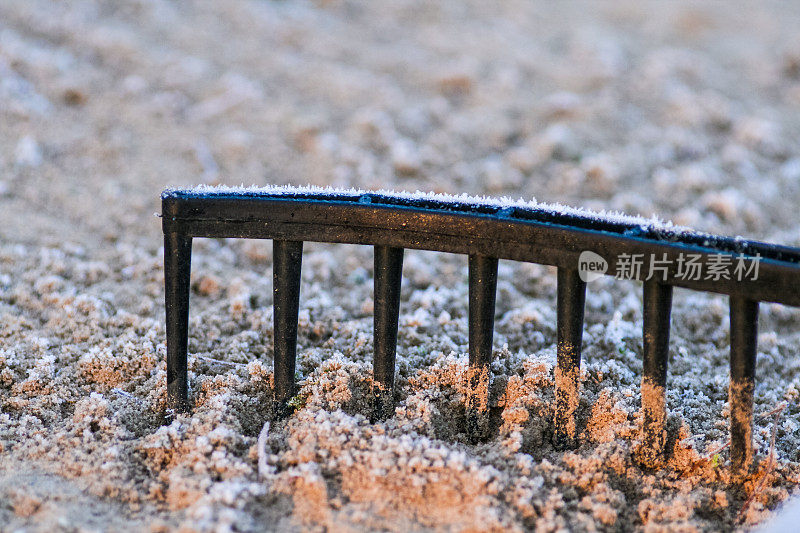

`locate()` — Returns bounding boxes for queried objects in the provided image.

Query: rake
[161,185,800,475]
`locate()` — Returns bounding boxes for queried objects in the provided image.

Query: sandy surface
[1,1,800,531]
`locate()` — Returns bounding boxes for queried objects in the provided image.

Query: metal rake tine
[729,296,758,478]
[468,255,498,369]
[273,240,304,418]
[639,280,673,467]
[466,254,498,440]
[372,245,404,421]
[554,268,586,450]
[164,232,192,412]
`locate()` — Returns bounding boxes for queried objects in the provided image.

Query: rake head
[161,185,800,477]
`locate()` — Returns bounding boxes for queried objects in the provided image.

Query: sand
[1,0,800,531]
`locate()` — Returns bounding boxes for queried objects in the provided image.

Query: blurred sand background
[1,1,800,531]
